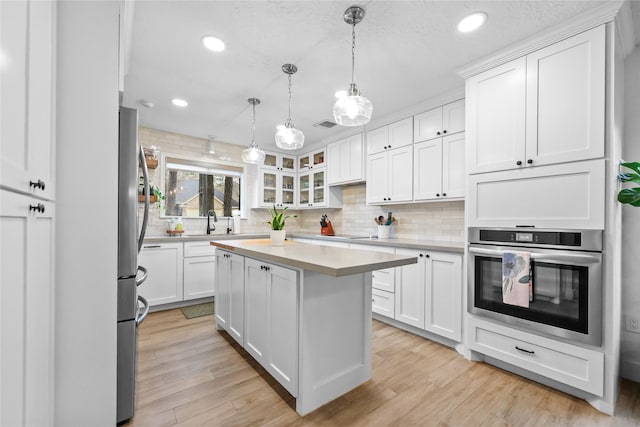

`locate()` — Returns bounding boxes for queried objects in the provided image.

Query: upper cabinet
[466,26,605,175]
[366,146,413,204]
[263,151,297,173]
[1,0,55,201]
[414,132,465,201]
[298,148,326,171]
[259,169,296,208]
[366,117,413,155]
[413,99,465,143]
[327,133,364,186]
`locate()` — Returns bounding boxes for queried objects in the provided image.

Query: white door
[1,190,54,426]
[215,251,231,329]
[413,139,442,201]
[366,125,389,154]
[387,146,413,203]
[342,134,363,183]
[424,252,462,342]
[442,99,465,136]
[525,25,605,167]
[183,256,216,300]
[310,169,326,206]
[413,106,443,143]
[244,258,268,364]
[395,248,425,329]
[260,169,278,207]
[138,243,183,306]
[388,117,413,149]
[366,152,389,204]
[280,172,296,207]
[441,132,466,199]
[228,252,245,345]
[466,57,526,174]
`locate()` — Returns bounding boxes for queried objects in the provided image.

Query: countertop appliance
[468,227,603,346]
[117,107,150,423]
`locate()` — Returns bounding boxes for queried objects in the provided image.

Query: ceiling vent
[313,119,338,128]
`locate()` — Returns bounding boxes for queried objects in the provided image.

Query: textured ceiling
[122,0,615,153]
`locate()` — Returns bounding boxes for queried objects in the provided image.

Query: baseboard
[620,358,640,383]
[148,296,214,313]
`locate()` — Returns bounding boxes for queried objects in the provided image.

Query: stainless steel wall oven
[468,227,603,346]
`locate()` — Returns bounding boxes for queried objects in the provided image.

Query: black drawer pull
[143,245,161,249]
[515,345,535,355]
[30,179,45,190]
[29,203,45,213]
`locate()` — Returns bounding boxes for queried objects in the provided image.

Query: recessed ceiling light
[171,98,188,107]
[458,12,487,33]
[201,35,225,52]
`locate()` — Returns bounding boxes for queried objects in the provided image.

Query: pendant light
[241,98,266,164]
[275,64,305,150]
[333,6,373,127]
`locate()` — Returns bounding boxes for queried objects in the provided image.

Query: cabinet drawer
[184,241,217,257]
[372,289,394,318]
[469,317,603,396]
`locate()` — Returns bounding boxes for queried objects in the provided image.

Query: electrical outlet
[627,316,640,334]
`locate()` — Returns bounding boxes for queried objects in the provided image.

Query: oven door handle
[468,247,601,264]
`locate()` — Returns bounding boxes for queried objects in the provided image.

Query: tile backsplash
[139,127,464,242]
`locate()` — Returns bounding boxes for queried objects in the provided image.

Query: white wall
[621,46,640,383]
[55,1,119,424]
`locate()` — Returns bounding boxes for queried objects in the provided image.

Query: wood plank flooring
[124,309,640,427]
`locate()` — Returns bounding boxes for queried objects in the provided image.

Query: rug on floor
[181,302,214,319]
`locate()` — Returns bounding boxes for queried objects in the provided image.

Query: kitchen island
[210,238,417,415]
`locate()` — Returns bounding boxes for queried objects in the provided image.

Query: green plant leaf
[618,188,640,207]
[621,162,640,175]
[518,275,531,284]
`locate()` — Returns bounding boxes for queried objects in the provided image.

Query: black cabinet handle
[30,179,45,190]
[419,253,423,257]
[443,130,447,134]
[527,159,533,164]
[436,131,441,135]
[383,146,387,149]
[425,254,430,258]
[516,160,522,166]
[388,145,391,148]
[442,193,447,197]
[515,346,535,354]
[143,245,161,249]
[29,203,45,213]
[436,193,440,197]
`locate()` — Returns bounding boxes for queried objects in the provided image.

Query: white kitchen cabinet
[262,151,297,172]
[395,249,462,341]
[366,117,413,155]
[366,145,413,204]
[1,0,55,201]
[413,99,465,143]
[259,169,296,208]
[244,258,298,396]
[414,132,465,201]
[466,26,605,174]
[350,243,396,318]
[467,159,605,229]
[215,250,245,345]
[1,190,54,426]
[298,167,341,208]
[327,133,364,185]
[183,242,216,300]
[138,243,184,306]
[298,147,326,170]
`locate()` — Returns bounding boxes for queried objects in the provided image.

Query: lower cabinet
[244,258,298,395]
[183,241,216,300]
[395,249,462,341]
[215,250,244,345]
[138,242,183,306]
[350,243,396,317]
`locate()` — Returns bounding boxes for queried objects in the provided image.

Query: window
[160,155,244,218]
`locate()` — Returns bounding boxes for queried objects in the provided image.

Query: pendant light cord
[288,73,293,122]
[351,19,356,84]
[251,102,256,147]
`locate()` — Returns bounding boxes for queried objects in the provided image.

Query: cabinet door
[366,126,389,155]
[395,249,425,329]
[228,253,245,345]
[525,25,605,167]
[215,251,230,329]
[138,243,183,306]
[387,146,413,203]
[328,134,364,185]
[311,168,326,206]
[366,152,389,204]
[441,132,466,199]
[424,252,462,342]
[266,264,298,396]
[263,152,279,170]
[1,190,54,426]
[244,258,268,365]
[466,57,526,174]
[260,170,278,206]
[349,244,395,292]
[327,140,341,185]
[413,139,443,201]
[281,172,296,207]
[298,172,310,207]
[442,99,465,135]
[413,107,442,143]
[388,117,413,149]
[281,154,297,172]
[1,0,55,200]
[183,256,216,300]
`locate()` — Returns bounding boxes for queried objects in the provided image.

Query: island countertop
[210,238,417,277]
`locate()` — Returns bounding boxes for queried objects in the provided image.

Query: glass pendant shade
[241,144,265,164]
[333,93,373,126]
[275,122,304,150]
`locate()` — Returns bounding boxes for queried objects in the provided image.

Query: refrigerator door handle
[136,265,148,287]
[136,295,149,326]
[138,145,150,253]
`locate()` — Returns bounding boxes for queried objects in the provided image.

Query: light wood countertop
[210,238,417,277]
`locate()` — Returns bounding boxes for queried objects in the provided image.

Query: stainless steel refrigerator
[117,106,150,423]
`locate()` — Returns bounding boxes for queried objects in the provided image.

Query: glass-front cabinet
[298,168,326,207]
[263,151,297,172]
[298,148,326,171]
[259,169,296,207]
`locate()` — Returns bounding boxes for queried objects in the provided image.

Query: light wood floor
[124,308,640,427]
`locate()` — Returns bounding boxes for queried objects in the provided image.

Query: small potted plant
[139,177,166,209]
[618,161,640,206]
[267,204,296,246]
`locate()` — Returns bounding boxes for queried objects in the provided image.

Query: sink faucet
[226,217,232,234]
[206,209,217,234]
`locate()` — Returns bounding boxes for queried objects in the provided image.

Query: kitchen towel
[502,251,532,308]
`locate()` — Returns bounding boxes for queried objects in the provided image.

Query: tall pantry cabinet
[0,1,56,425]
